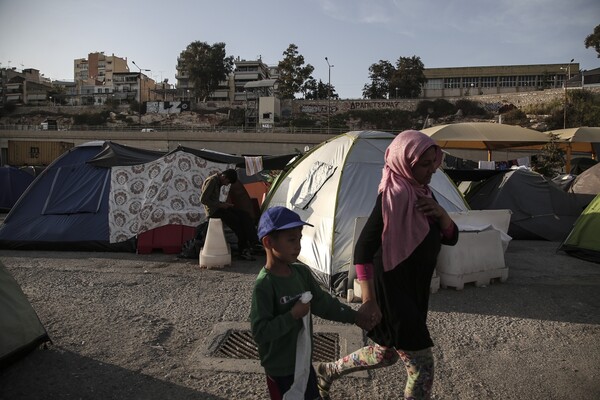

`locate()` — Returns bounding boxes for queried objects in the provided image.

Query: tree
[362,60,394,99]
[391,56,426,98]
[179,41,234,101]
[47,86,67,105]
[304,79,338,100]
[584,24,600,58]
[362,56,425,99]
[277,44,315,99]
[531,133,565,178]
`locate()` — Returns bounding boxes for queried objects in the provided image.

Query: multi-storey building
[0,68,51,106]
[421,63,581,98]
[175,57,272,103]
[74,52,129,85]
[112,71,157,103]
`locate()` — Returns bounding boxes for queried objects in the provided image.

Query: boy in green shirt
[250,206,373,399]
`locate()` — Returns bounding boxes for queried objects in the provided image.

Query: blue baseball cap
[258,206,313,240]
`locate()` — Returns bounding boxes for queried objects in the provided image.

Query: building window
[444,78,461,89]
[499,76,517,87]
[518,75,536,87]
[424,79,443,90]
[462,77,478,88]
[481,77,497,88]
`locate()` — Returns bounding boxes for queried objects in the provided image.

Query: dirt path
[1,240,599,399]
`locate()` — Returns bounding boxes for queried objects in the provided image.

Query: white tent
[263,131,469,292]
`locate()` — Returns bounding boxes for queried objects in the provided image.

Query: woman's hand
[416,196,452,229]
[357,300,382,330]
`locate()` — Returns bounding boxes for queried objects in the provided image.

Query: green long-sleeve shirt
[250,263,357,376]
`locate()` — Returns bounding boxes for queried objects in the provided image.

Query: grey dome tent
[0,260,50,368]
[466,169,584,241]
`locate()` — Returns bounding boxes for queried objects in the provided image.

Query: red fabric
[266,375,283,400]
[355,263,374,280]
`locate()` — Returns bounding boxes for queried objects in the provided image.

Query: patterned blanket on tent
[109,151,232,243]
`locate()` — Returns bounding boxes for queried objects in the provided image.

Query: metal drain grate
[213,329,340,362]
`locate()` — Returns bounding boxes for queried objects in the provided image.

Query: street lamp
[325,57,334,134]
[132,61,151,125]
[563,58,574,129]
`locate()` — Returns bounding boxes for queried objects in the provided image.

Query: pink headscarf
[378,130,442,271]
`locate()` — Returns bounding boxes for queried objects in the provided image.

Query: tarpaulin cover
[109,151,232,242]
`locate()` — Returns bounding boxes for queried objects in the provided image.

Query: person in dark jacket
[316,130,459,400]
[200,169,258,260]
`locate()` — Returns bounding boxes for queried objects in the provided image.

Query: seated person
[200,168,258,261]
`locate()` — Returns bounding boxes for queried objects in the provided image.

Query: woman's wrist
[355,263,373,280]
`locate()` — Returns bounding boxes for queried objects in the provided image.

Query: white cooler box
[436,209,511,290]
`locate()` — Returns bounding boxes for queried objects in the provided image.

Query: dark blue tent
[0,142,155,251]
[0,166,35,211]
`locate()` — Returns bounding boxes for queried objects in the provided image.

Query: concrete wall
[0,129,336,156]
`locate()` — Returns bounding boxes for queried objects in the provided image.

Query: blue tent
[0,166,35,211]
[0,142,153,251]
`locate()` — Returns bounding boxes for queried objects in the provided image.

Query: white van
[141,128,155,132]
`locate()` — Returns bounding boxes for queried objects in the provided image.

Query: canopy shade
[545,127,600,153]
[421,122,550,152]
[544,127,600,172]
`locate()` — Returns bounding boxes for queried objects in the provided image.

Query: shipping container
[8,140,74,166]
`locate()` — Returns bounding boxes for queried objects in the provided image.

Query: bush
[288,113,318,128]
[2,101,17,113]
[454,99,489,116]
[346,109,413,131]
[73,111,111,125]
[501,108,528,125]
[416,99,456,118]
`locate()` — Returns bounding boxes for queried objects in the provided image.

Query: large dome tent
[262,131,469,293]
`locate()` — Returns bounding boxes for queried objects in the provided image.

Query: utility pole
[132,61,151,126]
[564,58,574,129]
[325,57,334,134]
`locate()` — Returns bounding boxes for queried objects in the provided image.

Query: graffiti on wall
[146,101,190,114]
[349,101,401,110]
[300,104,339,114]
[483,102,503,112]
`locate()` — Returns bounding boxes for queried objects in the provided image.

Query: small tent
[0,166,35,211]
[465,169,584,241]
[568,162,600,196]
[0,260,50,368]
[560,194,600,263]
[0,142,164,251]
[262,131,469,292]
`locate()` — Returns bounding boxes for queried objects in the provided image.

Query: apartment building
[74,52,129,85]
[175,57,273,103]
[0,68,51,106]
[421,63,580,98]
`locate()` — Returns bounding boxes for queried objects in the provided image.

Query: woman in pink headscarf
[317,130,458,400]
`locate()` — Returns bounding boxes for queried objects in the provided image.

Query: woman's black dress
[354,193,458,351]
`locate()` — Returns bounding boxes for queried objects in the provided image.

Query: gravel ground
[0,240,599,400]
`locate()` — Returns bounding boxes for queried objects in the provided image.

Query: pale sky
[1,0,599,99]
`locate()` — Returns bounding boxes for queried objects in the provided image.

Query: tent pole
[566,144,572,173]
[487,149,492,162]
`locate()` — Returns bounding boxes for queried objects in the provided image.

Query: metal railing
[0,124,374,135]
